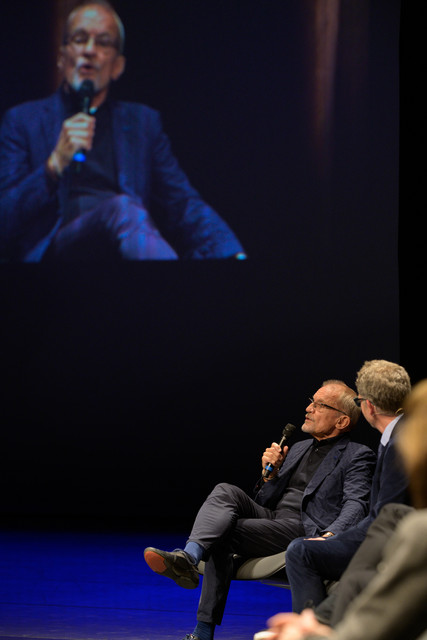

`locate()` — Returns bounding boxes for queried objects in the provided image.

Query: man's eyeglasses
[353,397,368,407]
[308,397,348,415]
[66,30,119,51]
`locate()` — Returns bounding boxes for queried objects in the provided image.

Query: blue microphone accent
[73,151,86,163]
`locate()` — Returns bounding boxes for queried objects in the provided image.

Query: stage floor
[0,525,292,640]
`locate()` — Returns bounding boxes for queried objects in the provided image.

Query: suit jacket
[307,509,427,640]
[332,418,411,552]
[256,436,376,537]
[0,89,244,261]
[327,502,415,627]
[367,418,410,521]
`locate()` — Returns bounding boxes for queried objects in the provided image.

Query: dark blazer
[367,419,410,522]
[335,418,411,548]
[327,502,415,627]
[256,436,376,537]
[325,509,427,640]
[0,90,244,261]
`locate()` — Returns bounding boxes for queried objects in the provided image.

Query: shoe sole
[144,548,199,590]
[144,548,168,573]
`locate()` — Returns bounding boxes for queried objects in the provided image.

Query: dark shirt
[61,88,119,222]
[275,435,344,516]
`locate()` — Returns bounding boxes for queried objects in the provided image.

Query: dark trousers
[285,526,369,613]
[188,483,304,626]
[45,194,178,260]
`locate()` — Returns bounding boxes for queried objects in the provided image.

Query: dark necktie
[377,442,386,466]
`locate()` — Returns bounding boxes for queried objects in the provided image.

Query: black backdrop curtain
[1,0,413,531]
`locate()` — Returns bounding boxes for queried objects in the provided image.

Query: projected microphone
[73,79,95,166]
[262,423,297,479]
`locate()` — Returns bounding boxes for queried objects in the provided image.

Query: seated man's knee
[105,195,152,231]
[211,482,236,496]
[109,194,133,209]
[286,537,307,563]
[102,195,178,259]
[208,482,243,502]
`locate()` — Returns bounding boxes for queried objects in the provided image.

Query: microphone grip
[263,462,275,478]
[262,424,296,480]
[74,96,93,166]
[263,437,286,478]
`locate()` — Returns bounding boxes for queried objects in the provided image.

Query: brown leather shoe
[144,547,199,589]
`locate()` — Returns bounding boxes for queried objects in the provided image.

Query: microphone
[262,423,297,479]
[73,79,95,166]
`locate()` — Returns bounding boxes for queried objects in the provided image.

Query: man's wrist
[46,151,63,180]
[322,531,334,538]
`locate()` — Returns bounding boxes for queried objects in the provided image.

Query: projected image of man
[0,0,245,262]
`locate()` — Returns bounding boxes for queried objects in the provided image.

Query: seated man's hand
[267,608,334,639]
[49,113,96,175]
[261,443,287,479]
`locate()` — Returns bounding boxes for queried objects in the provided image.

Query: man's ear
[57,47,66,74]
[336,414,351,431]
[111,54,126,81]
[365,399,377,419]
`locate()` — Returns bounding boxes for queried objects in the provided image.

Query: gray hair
[322,379,361,428]
[356,359,411,415]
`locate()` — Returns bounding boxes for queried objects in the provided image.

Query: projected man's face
[59,4,125,108]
